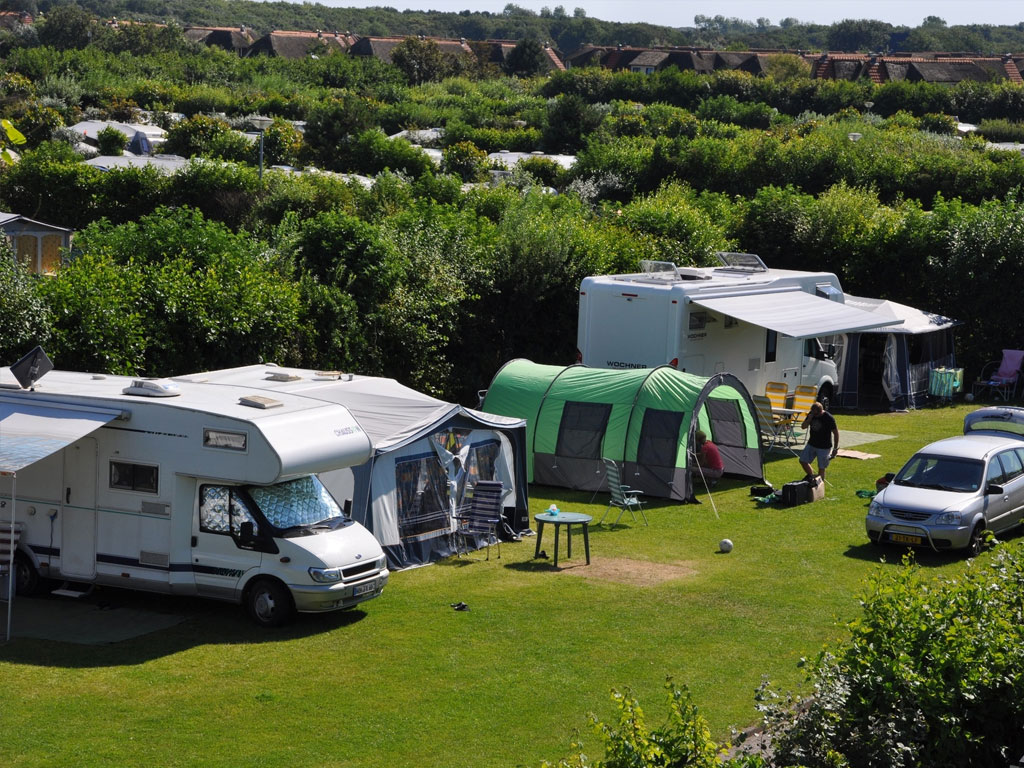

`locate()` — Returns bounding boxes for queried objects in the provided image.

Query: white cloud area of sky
[317,0,1024,29]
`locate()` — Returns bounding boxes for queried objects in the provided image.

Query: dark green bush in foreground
[752,544,1024,768]
[550,544,1024,768]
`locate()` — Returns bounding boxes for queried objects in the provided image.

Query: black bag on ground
[781,480,813,507]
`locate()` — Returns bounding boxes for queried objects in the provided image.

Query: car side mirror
[986,483,1004,495]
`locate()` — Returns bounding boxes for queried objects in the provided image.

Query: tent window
[705,398,746,447]
[556,401,611,459]
[765,330,778,363]
[637,409,683,467]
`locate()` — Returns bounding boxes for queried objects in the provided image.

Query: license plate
[890,533,923,545]
[353,580,379,596]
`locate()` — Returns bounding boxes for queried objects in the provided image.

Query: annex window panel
[109,460,159,494]
[555,401,612,459]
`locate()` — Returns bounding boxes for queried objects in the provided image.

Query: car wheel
[966,524,985,558]
[245,578,294,627]
[817,384,834,412]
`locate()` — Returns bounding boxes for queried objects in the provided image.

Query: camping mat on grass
[2,596,185,644]
[836,449,881,460]
[838,430,896,449]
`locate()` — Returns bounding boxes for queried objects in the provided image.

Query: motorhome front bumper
[290,571,389,613]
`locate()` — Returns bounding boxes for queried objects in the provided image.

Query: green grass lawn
[0,404,1004,767]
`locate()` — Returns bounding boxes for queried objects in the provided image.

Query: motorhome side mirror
[239,521,255,542]
[986,483,1004,495]
[827,344,836,359]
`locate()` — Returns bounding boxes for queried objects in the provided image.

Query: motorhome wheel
[246,578,295,627]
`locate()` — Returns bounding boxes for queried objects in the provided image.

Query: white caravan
[577,253,901,406]
[0,365,388,627]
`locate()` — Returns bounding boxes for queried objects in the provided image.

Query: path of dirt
[558,557,697,586]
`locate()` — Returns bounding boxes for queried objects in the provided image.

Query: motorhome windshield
[246,475,346,530]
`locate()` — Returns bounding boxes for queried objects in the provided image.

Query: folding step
[51,581,93,598]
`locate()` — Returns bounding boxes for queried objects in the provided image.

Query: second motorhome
[577,253,900,405]
[1,365,388,627]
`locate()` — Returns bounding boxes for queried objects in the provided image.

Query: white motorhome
[0,365,388,627]
[577,253,901,406]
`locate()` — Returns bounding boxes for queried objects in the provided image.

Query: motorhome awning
[691,291,903,339]
[0,399,121,474]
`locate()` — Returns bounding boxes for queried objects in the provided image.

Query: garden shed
[480,360,763,501]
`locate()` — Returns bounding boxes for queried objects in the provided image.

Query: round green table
[534,511,592,568]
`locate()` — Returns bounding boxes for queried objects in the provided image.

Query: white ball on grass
[719,538,733,553]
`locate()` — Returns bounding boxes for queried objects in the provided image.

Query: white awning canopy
[0,398,121,474]
[691,290,903,339]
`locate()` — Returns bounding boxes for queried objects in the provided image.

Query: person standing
[799,402,839,484]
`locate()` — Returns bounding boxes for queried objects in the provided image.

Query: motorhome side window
[200,485,259,536]
[689,311,708,331]
[109,461,159,494]
[765,330,778,363]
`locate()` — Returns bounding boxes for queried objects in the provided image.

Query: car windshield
[894,454,983,493]
[245,475,345,530]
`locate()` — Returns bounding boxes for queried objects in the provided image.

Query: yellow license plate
[890,533,922,545]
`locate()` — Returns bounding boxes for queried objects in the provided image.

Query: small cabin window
[110,461,159,494]
[203,428,247,451]
[689,311,708,331]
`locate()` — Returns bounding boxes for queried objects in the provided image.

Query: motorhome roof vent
[640,260,710,281]
[122,379,181,397]
[714,251,768,273]
[239,394,283,409]
[675,267,711,280]
[266,371,301,382]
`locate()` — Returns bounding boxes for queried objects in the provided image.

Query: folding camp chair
[790,385,820,444]
[973,350,1024,402]
[764,381,789,411]
[453,480,503,560]
[600,458,648,527]
[752,394,796,451]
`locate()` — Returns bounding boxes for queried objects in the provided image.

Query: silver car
[865,407,1024,557]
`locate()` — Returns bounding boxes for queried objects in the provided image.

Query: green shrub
[975,118,1024,142]
[96,125,127,156]
[756,546,1024,768]
[441,140,488,182]
[543,679,758,768]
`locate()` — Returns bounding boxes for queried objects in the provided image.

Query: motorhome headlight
[376,556,387,572]
[936,510,964,525]
[309,566,344,583]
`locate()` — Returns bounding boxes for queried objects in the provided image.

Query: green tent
[481,360,763,501]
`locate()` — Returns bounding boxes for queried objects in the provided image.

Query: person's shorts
[800,443,833,469]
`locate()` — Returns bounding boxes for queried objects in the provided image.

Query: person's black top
[807,411,838,449]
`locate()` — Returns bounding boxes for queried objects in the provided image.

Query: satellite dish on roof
[10,345,54,389]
